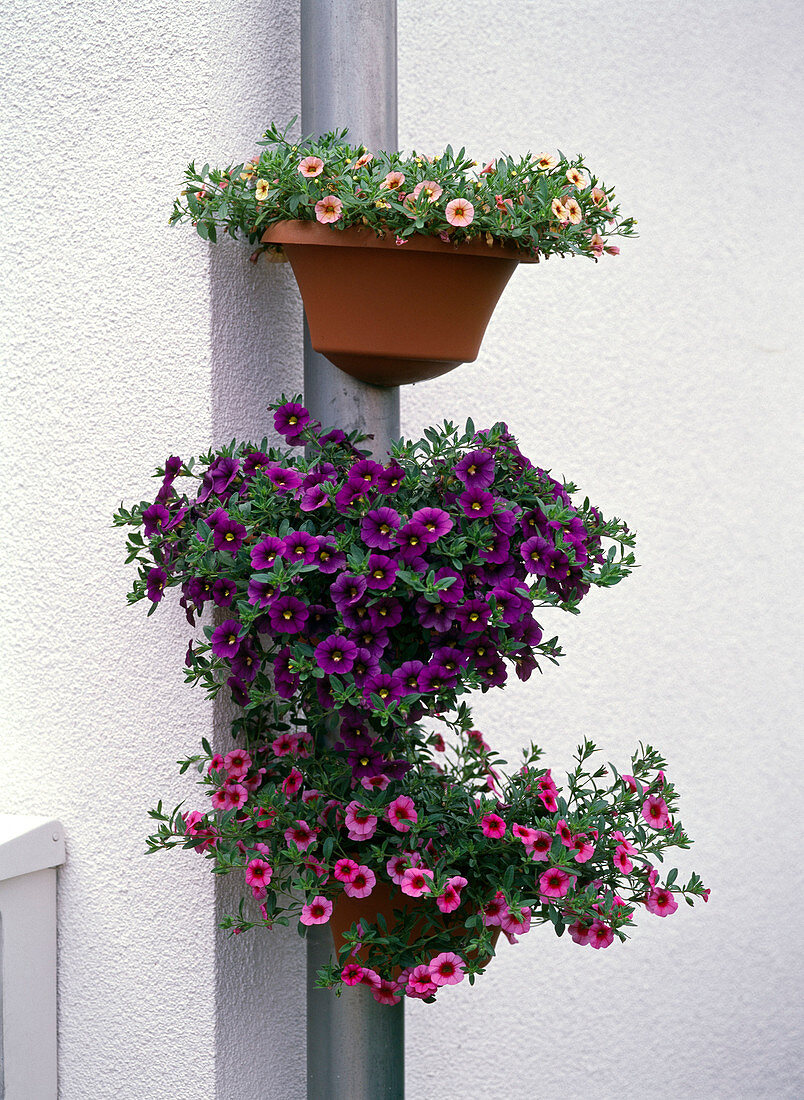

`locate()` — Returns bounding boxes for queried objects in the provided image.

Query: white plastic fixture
[0,815,66,1100]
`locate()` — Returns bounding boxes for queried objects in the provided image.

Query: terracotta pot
[328,880,498,974]
[261,220,532,386]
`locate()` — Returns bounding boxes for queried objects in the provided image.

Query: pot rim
[261,218,537,262]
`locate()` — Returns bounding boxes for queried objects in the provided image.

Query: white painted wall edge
[0,817,66,882]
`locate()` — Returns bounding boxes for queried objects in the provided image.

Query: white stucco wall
[3,1,801,1098]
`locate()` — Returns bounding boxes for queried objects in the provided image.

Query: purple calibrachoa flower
[211,619,243,658]
[376,463,406,494]
[247,578,278,608]
[409,507,453,543]
[212,513,247,553]
[415,596,454,632]
[348,625,389,660]
[455,599,491,633]
[455,448,495,488]
[300,485,329,512]
[230,640,260,682]
[314,635,359,675]
[212,577,235,607]
[250,536,284,571]
[363,672,403,705]
[273,401,310,440]
[330,573,367,609]
[146,567,167,602]
[313,539,345,574]
[209,456,241,495]
[267,467,303,494]
[365,554,398,591]
[142,502,169,537]
[268,595,309,634]
[360,507,401,550]
[395,522,428,561]
[459,487,496,519]
[283,530,320,564]
[347,458,384,488]
[393,660,425,694]
[433,567,464,604]
[367,597,403,631]
[242,450,269,478]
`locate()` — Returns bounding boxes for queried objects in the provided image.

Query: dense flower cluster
[120,400,707,1001]
[147,729,708,1003]
[170,120,636,261]
[116,399,636,767]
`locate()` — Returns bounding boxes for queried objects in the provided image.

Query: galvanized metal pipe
[301,2,403,1097]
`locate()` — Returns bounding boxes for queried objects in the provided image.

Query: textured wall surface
[397,3,803,1098]
[2,0,304,1097]
[3,1,801,1098]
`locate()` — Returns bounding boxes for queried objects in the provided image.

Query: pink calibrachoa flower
[315,195,343,224]
[501,905,532,943]
[436,875,468,914]
[481,890,509,927]
[245,858,273,889]
[271,732,299,757]
[642,795,670,830]
[386,852,421,884]
[298,155,324,177]
[406,964,438,999]
[400,867,434,898]
[360,968,382,991]
[361,774,390,792]
[481,812,506,839]
[568,919,592,946]
[588,920,614,949]
[539,867,575,899]
[614,844,634,874]
[341,963,365,986]
[429,951,466,986]
[526,829,553,861]
[208,754,225,772]
[300,896,333,926]
[387,795,418,833]
[333,858,359,883]
[282,767,303,798]
[284,819,318,851]
[445,197,475,227]
[571,835,595,863]
[343,864,376,898]
[620,773,639,792]
[211,784,247,811]
[373,979,401,1005]
[412,180,443,203]
[556,818,573,847]
[223,748,251,776]
[304,855,330,883]
[645,887,678,917]
[344,801,378,841]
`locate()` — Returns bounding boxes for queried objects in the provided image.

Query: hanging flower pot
[261,220,531,386]
[171,121,636,387]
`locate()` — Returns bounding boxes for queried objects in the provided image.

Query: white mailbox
[0,816,66,1100]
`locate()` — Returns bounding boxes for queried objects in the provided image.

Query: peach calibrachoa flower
[590,185,608,205]
[255,179,270,200]
[298,155,324,177]
[412,179,443,203]
[314,194,343,223]
[566,166,586,187]
[536,153,558,170]
[445,197,475,227]
[353,152,373,168]
[551,197,569,222]
[381,170,405,190]
[589,233,605,259]
[564,197,583,224]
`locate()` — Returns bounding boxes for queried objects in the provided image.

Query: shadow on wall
[208,243,306,1097]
